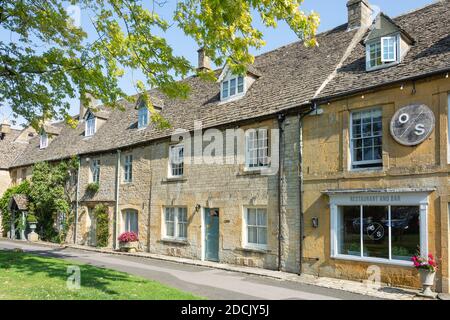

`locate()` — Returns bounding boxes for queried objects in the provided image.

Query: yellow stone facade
[302,74,450,292]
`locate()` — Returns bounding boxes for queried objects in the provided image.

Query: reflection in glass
[391,206,420,261]
[363,206,389,259]
[338,206,361,256]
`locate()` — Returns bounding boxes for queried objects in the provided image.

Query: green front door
[204,208,220,262]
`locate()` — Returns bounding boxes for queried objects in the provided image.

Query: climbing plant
[93,204,109,248]
[0,180,30,237]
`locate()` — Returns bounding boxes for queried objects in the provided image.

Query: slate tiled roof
[10,194,29,211]
[7,1,450,168]
[317,1,450,99]
[0,129,28,169]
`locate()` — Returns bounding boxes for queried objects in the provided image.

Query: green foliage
[1,0,319,129]
[86,182,100,195]
[0,181,30,237]
[93,204,109,248]
[26,214,37,223]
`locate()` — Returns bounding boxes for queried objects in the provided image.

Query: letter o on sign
[390,104,435,146]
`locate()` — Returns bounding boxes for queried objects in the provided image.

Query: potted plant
[412,252,438,297]
[118,232,139,253]
[26,214,39,242]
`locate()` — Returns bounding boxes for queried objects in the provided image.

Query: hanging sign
[390,104,435,146]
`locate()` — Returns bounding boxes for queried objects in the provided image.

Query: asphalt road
[0,240,379,300]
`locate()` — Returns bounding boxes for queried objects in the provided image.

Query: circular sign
[390,104,435,146]
[366,223,384,241]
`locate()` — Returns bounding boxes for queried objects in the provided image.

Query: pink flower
[118,231,139,243]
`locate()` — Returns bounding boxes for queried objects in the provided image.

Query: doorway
[86,208,96,246]
[204,208,220,262]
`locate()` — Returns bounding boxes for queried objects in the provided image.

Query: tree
[0,0,319,128]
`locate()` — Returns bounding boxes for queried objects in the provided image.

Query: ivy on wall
[93,204,109,248]
[0,181,30,237]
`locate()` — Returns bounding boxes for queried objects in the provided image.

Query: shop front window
[337,205,420,262]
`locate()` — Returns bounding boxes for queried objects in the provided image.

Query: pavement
[0,239,427,300]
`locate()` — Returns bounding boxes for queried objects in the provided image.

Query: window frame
[349,108,383,170]
[123,154,133,183]
[245,127,270,171]
[243,207,268,250]
[85,113,96,137]
[163,207,188,240]
[122,209,139,235]
[168,144,184,178]
[381,36,397,62]
[221,75,245,102]
[366,34,400,71]
[137,106,149,129]
[329,192,429,266]
[39,132,48,149]
[90,159,100,183]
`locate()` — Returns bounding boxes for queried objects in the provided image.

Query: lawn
[0,250,203,300]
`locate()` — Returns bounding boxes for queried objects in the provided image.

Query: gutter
[114,150,121,250]
[74,157,81,244]
[277,113,286,271]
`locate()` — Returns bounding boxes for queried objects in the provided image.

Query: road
[0,240,378,300]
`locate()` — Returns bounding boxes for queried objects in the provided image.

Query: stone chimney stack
[0,119,11,136]
[79,92,97,119]
[347,0,373,30]
[197,48,211,72]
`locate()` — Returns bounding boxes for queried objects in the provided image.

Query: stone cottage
[0,0,449,292]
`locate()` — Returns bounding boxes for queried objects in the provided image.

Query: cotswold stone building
[1,0,449,292]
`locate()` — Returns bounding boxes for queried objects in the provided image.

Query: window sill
[331,254,413,267]
[161,177,187,183]
[237,247,270,254]
[159,238,189,246]
[237,168,270,177]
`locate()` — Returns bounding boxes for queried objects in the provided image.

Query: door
[204,208,220,262]
[86,208,97,246]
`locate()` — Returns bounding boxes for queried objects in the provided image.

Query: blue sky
[1,0,437,127]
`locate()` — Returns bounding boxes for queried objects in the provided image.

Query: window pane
[338,206,361,256]
[238,76,244,93]
[362,206,389,259]
[248,226,257,244]
[230,78,236,96]
[257,227,267,245]
[257,209,267,226]
[247,209,257,225]
[222,81,229,98]
[391,206,420,261]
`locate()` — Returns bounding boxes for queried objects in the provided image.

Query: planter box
[119,241,139,253]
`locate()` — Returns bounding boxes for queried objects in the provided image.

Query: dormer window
[366,35,399,70]
[138,104,149,129]
[85,112,96,137]
[221,75,245,101]
[39,132,48,149]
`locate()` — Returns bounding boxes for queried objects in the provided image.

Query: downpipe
[277,113,286,272]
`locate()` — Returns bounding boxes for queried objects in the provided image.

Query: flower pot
[29,222,37,232]
[419,269,436,297]
[119,241,139,253]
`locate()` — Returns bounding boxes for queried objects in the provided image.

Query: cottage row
[1,0,450,293]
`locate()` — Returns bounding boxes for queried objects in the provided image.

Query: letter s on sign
[415,124,425,136]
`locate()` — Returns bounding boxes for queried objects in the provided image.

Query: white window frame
[85,113,96,137]
[350,108,383,170]
[123,154,133,183]
[245,128,269,171]
[221,75,245,102]
[366,34,400,71]
[381,36,397,62]
[90,159,100,183]
[329,192,429,266]
[40,132,48,149]
[168,144,184,178]
[243,207,268,250]
[163,207,188,240]
[138,106,149,129]
[122,209,138,234]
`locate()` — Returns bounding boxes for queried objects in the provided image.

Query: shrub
[26,214,37,223]
[93,204,109,248]
[118,232,138,243]
[86,182,100,194]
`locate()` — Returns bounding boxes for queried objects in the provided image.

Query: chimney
[79,92,97,119]
[347,0,373,30]
[0,120,11,134]
[197,48,211,72]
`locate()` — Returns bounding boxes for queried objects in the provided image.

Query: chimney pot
[197,48,211,72]
[347,0,373,30]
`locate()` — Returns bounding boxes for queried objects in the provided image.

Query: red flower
[118,232,139,243]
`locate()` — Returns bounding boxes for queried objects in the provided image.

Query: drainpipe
[277,113,286,272]
[114,150,121,250]
[74,157,81,244]
[297,104,316,275]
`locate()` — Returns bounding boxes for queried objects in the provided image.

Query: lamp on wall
[312,217,319,228]
[195,204,201,212]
